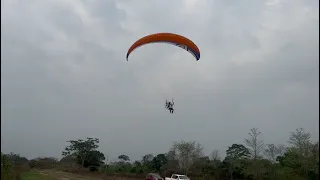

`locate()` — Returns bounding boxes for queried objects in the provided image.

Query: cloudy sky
[1,0,319,161]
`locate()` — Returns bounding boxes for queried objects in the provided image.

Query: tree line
[2,127,319,180]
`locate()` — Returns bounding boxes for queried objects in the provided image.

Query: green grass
[21,170,52,180]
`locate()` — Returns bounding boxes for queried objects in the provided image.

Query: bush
[28,157,58,169]
[6,153,29,165]
[56,162,80,173]
[1,153,14,180]
[88,165,99,172]
[12,164,30,180]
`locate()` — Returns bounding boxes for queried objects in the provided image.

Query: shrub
[28,157,58,169]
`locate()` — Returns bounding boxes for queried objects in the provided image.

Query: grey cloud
[1,0,318,160]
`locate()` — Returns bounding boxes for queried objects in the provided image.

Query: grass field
[21,170,51,180]
[21,169,142,180]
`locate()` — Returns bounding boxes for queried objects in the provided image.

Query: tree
[60,155,76,163]
[133,160,141,167]
[62,137,99,167]
[226,144,250,160]
[82,150,105,169]
[170,140,204,175]
[307,141,319,176]
[151,154,167,172]
[244,128,264,160]
[225,144,250,180]
[142,154,153,164]
[118,154,130,162]
[273,128,319,179]
[264,144,286,163]
[210,149,220,161]
[244,128,265,180]
[277,148,302,176]
[164,150,179,173]
[131,160,143,174]
[288,128,311,157]
[191,156,212,177]
[287,128,312,176]
[5,152,28,165]
[141,154,153,171]
[276,144,286,157]
[263,144,286,180]
[50,126,318,179]
[1,153,13,180]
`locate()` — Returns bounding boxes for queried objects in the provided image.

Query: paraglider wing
[126,33,200,61]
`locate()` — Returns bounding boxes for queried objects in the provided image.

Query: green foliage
[264,144,285,162]
[59,155,76,163]
[170,140,204,175]
[98,129,319,180]
[5,153,29,165]
[61,137,105,172]
[226,144,250,160]
[1,153,14,180]
[1,153,31,180]
[6,127,319,180]
[20,170,51,180]
[151,154,167,172]
[28,157,58,169]
[62,137,101,168]
[118,154,130,162]
[82,150,105,168]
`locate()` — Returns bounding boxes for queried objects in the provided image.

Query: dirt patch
[39,171,49,175]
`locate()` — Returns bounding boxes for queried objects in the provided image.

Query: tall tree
[82,150,105,168]
[287,128,315,177]
[288,128,311,158]
[225,144,250,180]
[244,128,264,160]
[226,144,250,160]
[308,141,319,174]
[164,150,179,173]
[170,140,203,175]
[1,153,13,179]
[141,154,153,164]
[263,144,286,179]
[5,152,28,165]
[210,149,220,161]
[62,137,99,167]
[244,128,265,180]
[118,154,130,162]
[141,154,154,171]
[151,154,168,172]
[264,144,285,163]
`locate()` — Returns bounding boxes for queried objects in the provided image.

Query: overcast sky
[1,0,319,161]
